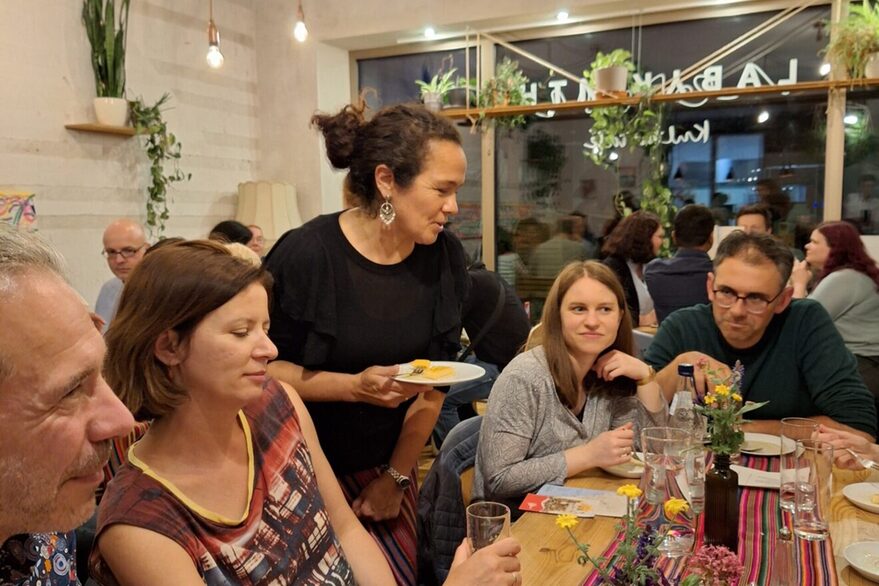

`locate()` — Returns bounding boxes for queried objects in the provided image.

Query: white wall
[1,0,781,303]
[1,0,260,304]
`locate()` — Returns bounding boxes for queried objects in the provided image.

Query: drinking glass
[792,439,833,541]
[779,417,818,512]
[641,427,692,504]
[685,446,708,515]
[466,501,511,551]
[642,427,695,558]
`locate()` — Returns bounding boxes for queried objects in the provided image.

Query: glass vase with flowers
[694,360,767,551]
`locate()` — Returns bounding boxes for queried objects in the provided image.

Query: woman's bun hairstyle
[311,101,366,171]
[310,97,461,213]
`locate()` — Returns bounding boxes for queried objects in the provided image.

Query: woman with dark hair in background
[791,221,879,421]
[209,220,253,245]
[601,211,664,327]
[263,101,471,584]
[473,261,666,510]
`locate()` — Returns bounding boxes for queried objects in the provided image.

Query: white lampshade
[236,181,303,249]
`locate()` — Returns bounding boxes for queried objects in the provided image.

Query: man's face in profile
[0,272,134,537]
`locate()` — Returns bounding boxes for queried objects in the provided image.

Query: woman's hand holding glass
[446,537,521,586]
[356,365,431,408]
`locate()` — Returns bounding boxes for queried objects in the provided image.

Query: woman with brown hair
[263,101,469,584]
[472,261,667,509]
[90,241,394,584]
[602,211,664,326]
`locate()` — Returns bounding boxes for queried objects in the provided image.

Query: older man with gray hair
[0,227,134,582]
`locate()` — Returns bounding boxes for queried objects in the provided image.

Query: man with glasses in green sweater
[645,231,876,440]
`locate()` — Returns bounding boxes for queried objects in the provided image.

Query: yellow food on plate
[871,493,879,505]
[423,365,455,380]
[410,359,431,369]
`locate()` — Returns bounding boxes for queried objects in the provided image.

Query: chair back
[416,416,483,585]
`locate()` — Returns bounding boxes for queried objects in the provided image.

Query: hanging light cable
[293,1,308,43]
[206,0,224,69]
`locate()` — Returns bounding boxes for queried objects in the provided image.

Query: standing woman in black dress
[264,102,469,585]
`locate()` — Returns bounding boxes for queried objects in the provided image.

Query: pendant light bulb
[294,2,308,42]
[206,0,223,69]
[206,20,224,68]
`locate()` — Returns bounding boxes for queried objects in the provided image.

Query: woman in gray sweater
[473,261,667,508]
[792,221,879,425]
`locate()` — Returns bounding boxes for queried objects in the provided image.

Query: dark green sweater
[645,300,877,437]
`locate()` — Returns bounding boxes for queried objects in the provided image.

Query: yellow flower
[731,393,742,402]
[555,514,579,530]
[714,384,730,396]
[617,484,643,499]
[704,395,716,406]
[663,497,690,519]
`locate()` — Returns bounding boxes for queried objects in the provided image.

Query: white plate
[740,432,795,456]
[601,452,645,479]
[843,483,879,514]
[393,361,486,386]
[844,541,879,582]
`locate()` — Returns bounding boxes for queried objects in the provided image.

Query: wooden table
[512,466,879,585]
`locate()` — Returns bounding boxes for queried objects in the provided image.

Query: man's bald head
[101,219,147,282]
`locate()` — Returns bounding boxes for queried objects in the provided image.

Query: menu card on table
[518,485,628,518]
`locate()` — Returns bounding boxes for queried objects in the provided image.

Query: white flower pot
[594,66,628,95]
[422,92,443,112]
[93,97,129,127]
[865,53,879,79]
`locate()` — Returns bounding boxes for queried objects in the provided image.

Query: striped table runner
[583,454,838,585]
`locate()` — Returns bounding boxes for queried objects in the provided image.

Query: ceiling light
[557,11,569,21]
[206,0,224,69]
[819,62,831,76]
[844,113,859,125]
[425,26,437,39]
[757,110,769,124]
[293,1,308,43]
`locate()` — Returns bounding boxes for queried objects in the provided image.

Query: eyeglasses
[102,244,145,259]
[712,286,785,314]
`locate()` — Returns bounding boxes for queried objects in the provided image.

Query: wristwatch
[380,465,411,490]
[637,365,656,386]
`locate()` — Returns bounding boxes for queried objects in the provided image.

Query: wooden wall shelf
[442,78,879,120]
[65,123,137,137]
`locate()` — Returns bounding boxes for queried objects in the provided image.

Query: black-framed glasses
[712,286,785,314]
[101,244,145,259]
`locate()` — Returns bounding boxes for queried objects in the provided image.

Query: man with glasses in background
[645,231,876,440]
[94,219,148,333]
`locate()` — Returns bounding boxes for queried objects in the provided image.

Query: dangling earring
[379,193,396,225]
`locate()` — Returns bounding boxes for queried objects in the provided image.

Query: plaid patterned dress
[90,380,355,585]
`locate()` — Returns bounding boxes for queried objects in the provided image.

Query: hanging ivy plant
[129,94,191,237]
[582,49,676,254]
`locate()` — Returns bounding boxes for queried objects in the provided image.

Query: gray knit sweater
[472,346,667,504]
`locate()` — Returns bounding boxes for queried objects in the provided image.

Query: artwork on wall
[0,192,37,230]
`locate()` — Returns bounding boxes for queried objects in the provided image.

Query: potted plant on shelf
[82,0,131,126]
[477,57,533,131]
[824,0,879,79]
[584,49,634,97]
[446,77,477,109]
[415,68,458,112]
[130,94,191,238]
